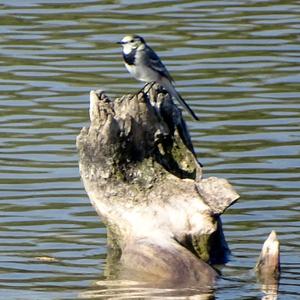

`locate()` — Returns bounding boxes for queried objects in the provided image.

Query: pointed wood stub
[256,231,280,297]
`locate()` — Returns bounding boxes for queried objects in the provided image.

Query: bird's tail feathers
[161,78,199,121]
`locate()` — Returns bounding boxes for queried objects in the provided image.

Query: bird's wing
[144,46,175,83]
[161,76,199,121]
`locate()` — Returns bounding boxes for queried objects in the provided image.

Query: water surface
[0,0,299,299]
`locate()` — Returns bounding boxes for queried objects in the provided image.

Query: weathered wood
[76,85,240,286]
[256,231,280,298]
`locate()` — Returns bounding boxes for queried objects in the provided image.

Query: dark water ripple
[0,0,299,299]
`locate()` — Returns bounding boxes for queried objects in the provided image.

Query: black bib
[123,49,136,65]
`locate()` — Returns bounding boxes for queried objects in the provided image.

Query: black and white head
[118,35,146,54]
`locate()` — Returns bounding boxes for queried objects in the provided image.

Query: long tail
[160,77,199,121]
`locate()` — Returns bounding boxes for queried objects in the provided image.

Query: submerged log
[76,85,239,287]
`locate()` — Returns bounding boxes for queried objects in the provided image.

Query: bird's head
[117,35,146,54]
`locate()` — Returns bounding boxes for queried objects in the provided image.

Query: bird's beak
[116,41,122,45]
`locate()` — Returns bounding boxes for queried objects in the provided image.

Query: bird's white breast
[130,49,159,82]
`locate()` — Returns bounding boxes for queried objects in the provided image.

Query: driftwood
[76,85,279,290]
[256,231,280,298]
[76,85,239,288]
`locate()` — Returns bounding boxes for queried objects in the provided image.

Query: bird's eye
[130,40,134,43]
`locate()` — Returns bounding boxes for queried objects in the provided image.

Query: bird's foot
[129,82,156,100]
[142,81,156,95]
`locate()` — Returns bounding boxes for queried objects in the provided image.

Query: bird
[117,35,199,121]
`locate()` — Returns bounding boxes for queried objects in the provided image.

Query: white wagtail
[117,35,199,121]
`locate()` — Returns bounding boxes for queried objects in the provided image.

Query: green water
[0,1,299,299]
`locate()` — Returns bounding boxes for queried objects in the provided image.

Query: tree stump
[76,85,240,287]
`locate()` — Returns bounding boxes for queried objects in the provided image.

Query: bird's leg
[129,83,147,100]
[142,81,156,95]
[129,82,156,100]
[136,82,155,96]
[137,83,150,96]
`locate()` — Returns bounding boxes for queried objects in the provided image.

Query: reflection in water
[261,284,278,300]
[0,0,299,299]
[79,280,214,300]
